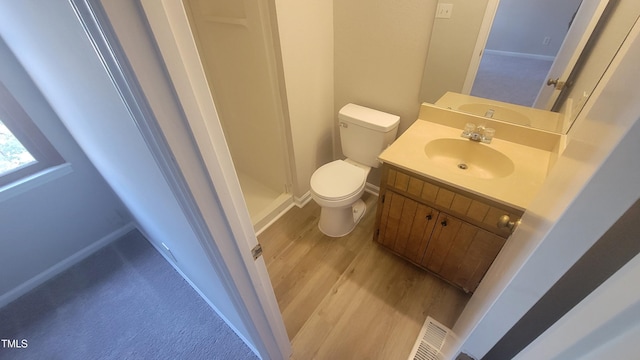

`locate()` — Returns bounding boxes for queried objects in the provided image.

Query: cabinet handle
[498,215,521,231]
[426,214,432,220]
[441,219,448,227]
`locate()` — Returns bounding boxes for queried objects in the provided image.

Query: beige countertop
[378,119,555,211]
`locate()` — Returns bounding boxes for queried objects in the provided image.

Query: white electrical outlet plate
[436,3,453,19]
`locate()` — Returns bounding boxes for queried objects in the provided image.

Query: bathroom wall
[486,0,583,57]
[0,38,132,306]
[334,0,437,185]
[275,0,334,198]
[419,0,490,104]
[334,0,436,135]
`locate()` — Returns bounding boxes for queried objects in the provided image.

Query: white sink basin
[424,138,515,179]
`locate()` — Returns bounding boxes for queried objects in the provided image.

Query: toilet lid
[311,160,366,200]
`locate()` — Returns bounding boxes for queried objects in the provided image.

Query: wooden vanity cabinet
[374,164,523,293]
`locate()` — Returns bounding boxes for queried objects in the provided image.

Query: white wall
[486,0,583,57]
[335,0,436,136]
[451,18,640,359]
[514,200,640,359]
[334,0,437,185]
[0,38,132,306]
[275,0,334,198]
[0,0,255,353]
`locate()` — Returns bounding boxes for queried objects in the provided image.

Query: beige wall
[420,0,490,104]
[334,0,437,184]
[275,0,334,198]
[334,0,437,135]
[184,0,289,193]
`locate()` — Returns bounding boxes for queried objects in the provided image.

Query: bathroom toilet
[310,103,400,237]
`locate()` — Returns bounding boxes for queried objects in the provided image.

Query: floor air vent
[408,317,452,360]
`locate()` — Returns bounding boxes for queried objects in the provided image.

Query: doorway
[470,0,584,107]
[183,0,293,232]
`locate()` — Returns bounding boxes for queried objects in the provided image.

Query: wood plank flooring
[259,192,470,359]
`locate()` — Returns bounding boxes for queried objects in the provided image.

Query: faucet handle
[483,127,495,143]
[461,122,475,138]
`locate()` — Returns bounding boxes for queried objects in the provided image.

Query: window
[0,81,63,188]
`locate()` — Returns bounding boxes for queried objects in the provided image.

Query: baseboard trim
[484,49,555,62]
[293,185,378,209]
[0,222,136,309]
[294,191,312,208]
[255,201,296,237]
[252,194,294,235]
[365,182,380,197]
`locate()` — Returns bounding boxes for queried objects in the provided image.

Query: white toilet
[310,103,400,237]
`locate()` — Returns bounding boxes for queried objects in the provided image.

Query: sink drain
[458,163,468,170]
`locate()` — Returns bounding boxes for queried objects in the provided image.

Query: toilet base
[318,199,366,237]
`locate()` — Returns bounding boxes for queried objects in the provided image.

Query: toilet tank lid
[338,103,400,132]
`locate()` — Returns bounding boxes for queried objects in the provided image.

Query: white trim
[0,163,73,202]
[461,0,501,94]
[294,190,313,208]
[294,183,379,209]
[483,49,556,62]
[365,181,380,197]
[255,201,296,237]
[0,222,135,308]
[252,193,294,234]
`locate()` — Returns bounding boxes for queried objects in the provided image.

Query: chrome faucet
[461,123,494,144]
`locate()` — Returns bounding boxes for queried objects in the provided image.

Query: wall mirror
[421,0,638,134]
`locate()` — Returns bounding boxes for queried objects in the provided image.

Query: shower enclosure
[184,0,292,232]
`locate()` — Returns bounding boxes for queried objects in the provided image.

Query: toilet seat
[310,160,366,201]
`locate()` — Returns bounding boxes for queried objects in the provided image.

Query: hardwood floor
[259,192,470,359]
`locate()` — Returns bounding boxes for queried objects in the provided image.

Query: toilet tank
[339,104,400,168]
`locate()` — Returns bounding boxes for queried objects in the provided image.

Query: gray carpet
[471,52,553,107]
[0,230,258,360]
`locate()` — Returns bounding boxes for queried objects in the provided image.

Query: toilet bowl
[310,159,370,237]
[310,103,400,237]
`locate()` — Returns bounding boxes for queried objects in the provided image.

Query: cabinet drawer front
[385,165,521,237]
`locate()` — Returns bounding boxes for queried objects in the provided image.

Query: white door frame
[136,1,291,358]
[461,0,501,94]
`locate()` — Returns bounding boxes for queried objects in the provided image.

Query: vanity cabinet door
[376,164,514,292]
[421,213,506,293]
[376,191,438,264]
